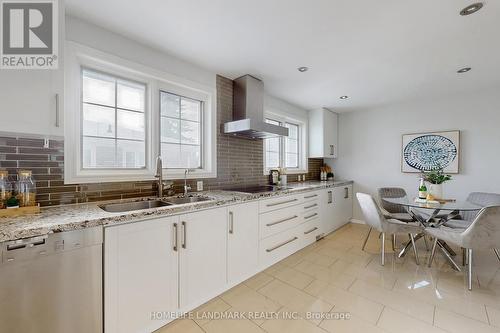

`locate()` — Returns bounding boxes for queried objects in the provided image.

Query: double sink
[99,196,212,213]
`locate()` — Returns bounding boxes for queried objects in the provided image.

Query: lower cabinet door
[321,189,339,234]
[333,185,353,229]
[341,185,354,223]
[179,207,228,310]
[228,202,259,285]
[104,216,179,333]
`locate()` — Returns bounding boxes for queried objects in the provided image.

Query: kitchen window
[263,115,307,174]
[160,91,202,169]
[81,69,147,169]
[64,43,216,183]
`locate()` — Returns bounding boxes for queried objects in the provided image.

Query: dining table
[382,197,482,270]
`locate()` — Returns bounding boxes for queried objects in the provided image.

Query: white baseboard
[350,218,365,224]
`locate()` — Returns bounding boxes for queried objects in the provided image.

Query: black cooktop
[227,185,292,194]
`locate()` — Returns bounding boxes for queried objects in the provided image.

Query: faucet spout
[155,156,163,198]
[184,169,193,196]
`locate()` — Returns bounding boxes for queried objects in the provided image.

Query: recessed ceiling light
[339,95,349,100]
[460,3,483,16]
[457,67,471,73]
[297,66,308,72]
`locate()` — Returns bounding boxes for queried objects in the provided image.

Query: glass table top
[383,197,482,211]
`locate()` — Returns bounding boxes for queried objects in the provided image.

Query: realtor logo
[1,0,58,69]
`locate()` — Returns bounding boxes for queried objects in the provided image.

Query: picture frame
[401,130,460,173]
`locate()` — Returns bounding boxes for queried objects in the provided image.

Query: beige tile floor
[156,223,500,333]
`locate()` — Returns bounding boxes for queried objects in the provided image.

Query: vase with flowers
[422,169,452,200]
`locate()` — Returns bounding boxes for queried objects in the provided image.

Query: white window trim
[263,109,308,175]
[64,42,216,184]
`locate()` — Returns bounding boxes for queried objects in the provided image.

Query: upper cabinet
[0,4,64,137]
[308,108,338,158]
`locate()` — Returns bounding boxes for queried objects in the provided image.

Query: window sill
[162,170,216,180]
[263,169,308,176]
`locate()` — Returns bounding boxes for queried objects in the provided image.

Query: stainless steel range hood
[223,75,289,139]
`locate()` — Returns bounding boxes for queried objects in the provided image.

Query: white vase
[428,184,443,199]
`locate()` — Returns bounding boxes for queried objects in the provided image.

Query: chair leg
[361,227,372,251]
[381,232,385,266]
[468,248,473,291]
[494,249,500,263]
[409,233,419,265]
[423,235,429,251]
[428,238,438,268]
[392,234,397,251]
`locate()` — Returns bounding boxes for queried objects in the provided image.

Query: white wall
[264,95,308,120]
[328,89,500,220]
[65,15,216,88]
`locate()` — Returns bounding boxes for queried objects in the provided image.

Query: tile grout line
[375,305,385,326]
[484,304,491,326]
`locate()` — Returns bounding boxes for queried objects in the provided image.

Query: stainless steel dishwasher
[0,227,103,333]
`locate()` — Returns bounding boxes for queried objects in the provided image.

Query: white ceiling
[65,0,500,112]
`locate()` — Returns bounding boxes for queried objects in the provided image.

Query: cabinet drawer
[259,227,302,269]
[260,205,302,239]
[259,194,302,213]
[300,216,321,247]
[303,191,320,203]
[302,200,319,213]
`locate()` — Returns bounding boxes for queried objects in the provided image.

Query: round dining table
[382,197,482,270]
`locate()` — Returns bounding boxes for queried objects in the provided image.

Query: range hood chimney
[223,75,289,139]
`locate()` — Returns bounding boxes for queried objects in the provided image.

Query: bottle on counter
[280,168,287,187]
[16,170,36,207]
[0,170,12,209]
[418,177,427,200]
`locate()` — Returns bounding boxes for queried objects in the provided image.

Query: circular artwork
[403,135,457,171]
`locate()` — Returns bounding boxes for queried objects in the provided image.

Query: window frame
[80,67,148,170]
[263,110,308,175]
[156,81,216,180]
[64,42,216,184]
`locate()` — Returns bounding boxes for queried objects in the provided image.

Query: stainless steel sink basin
[164,196,213,205]
[99,200,173,213]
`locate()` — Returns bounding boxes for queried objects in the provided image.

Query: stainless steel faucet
[184,169,192,196]
[155,156,164,198]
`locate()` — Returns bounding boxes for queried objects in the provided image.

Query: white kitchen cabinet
[178,207,227,310]
[308,108,339,158]
[104,216,179,333]
[338,184,353,225]
[320,189,339,235]
[0,4,65,137]
[320,185,353,236]
[227,202,259,285]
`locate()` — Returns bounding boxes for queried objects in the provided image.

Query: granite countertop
[0,180,353,243]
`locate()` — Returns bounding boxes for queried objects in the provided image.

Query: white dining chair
[356,192,423,265]
[443,192,500,264]
[425,205,500,290]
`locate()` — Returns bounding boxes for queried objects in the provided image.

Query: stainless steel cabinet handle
[173,223,178,251]
[327,191,333,204]
[304,213,318,220]
[266,237,298,252]
[304,194,318,199]
[304,227,319,235]
[55,93,60,127]
[229,211,234,234]
[6,258,15,262]
[344,187,349,199]
[266,215,298,227]
[181,221,187,249]
[266,198,298,207]
[304,203,318,209]
[330,145,335,156]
